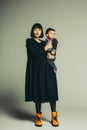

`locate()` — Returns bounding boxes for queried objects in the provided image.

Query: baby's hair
[45,28,55,35]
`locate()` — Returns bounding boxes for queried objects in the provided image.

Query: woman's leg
[35,102,42,126]
[50,101,56,112]
[35,102,41,113]
[50,101,59,126]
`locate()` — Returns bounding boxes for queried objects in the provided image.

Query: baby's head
[45,28,55,39]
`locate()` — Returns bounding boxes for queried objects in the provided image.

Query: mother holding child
[25,23,59,127]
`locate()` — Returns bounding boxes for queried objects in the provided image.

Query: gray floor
[0,104,87,130]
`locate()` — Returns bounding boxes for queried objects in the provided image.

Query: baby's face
[46,30,55,39]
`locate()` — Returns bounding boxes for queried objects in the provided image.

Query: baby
[45,28,58,73]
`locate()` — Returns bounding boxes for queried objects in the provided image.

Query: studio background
[0,0,87,130]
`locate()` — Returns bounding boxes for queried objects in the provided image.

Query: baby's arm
[52,38,58,50]
[50,38,58,55]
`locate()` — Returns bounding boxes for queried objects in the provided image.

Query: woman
[25,23,59,126]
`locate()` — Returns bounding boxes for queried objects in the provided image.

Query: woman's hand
[44,42,52,51]
[47,53,55,59]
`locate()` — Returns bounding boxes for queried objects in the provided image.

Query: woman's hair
[30,23,44,38]
[45,28,55,34]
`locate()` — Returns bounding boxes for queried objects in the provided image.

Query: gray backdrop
[0,0,87,112]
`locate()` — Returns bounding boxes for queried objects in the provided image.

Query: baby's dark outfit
[45,38,58,71]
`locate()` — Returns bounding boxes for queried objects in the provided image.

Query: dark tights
[35,102,56,113]
[35,102,41,113]
[50,102,56,112]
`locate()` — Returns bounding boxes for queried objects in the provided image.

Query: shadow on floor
[8,107,50,122]
[0,92,50,123]
[6,107,35,122]
[1,105,50,123]
[0,92,35,122]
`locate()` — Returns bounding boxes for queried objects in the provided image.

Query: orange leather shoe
[51,111,59,126]
[35,112,42,127]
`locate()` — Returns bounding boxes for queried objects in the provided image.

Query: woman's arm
[26,39,46,58]
[26,39,53,59]
[47,53,56,60]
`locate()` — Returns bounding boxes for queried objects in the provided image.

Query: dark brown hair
[45,28,55,35]
[30,23,44,38]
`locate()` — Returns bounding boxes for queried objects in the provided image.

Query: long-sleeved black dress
[25,38,59,103]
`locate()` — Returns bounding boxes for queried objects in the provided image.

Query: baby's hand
[51,50,55,55]
[51,49,56,55]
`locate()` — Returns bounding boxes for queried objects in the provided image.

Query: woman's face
[33,28,42,38]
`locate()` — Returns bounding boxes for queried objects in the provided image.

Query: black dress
[25,38,59,103]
